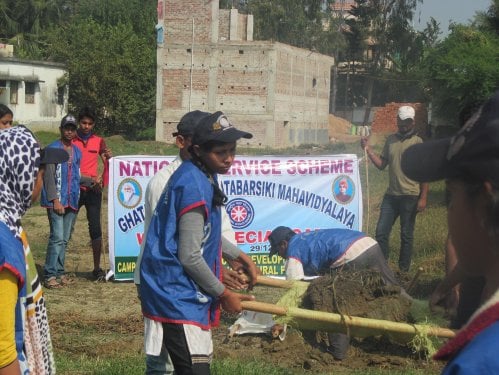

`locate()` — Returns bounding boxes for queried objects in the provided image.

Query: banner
[108,155,362,280]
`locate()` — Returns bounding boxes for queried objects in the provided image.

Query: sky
[413,0,492,35]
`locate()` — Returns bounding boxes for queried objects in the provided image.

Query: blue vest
[41,140,82,210]
[0,222,27,365]
[442,322,499,374]
[286,229,365,276]
[140,161,222,329]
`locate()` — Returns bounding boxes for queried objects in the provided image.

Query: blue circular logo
[226,199,255,229]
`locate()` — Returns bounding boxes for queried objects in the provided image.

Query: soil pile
[212,271,443,373]
[302,270,412,322]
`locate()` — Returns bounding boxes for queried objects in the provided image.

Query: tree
[243,0,345,55]
[41,0,157,138]
[341,0,439,115]
[423,24,499,124]
[0,0,70,58]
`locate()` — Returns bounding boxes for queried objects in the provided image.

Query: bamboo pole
[254,275,308,289]
[241,301,456,341]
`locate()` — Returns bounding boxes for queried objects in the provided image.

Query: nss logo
[225,199,255,229]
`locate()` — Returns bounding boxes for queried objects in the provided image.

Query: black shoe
[92,268,106,281]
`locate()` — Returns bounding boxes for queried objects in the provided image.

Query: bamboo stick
[241,301,456,340]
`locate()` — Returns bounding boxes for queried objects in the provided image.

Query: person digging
[268,226,407,360]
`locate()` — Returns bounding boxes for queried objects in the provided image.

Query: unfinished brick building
[156,0,335,148]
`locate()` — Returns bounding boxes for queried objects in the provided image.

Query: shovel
[243,275,455,342]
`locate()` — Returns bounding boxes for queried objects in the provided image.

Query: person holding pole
[361,106,428,272]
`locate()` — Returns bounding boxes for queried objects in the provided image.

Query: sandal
[60,274,75,286]
[44,277,62,289]
[92,268,106,282]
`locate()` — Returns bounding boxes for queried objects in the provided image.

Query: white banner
[108,155,362,280]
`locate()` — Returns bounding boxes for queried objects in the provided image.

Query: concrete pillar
[230,9,238,41]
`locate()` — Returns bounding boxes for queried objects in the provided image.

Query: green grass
[32,131,449,374]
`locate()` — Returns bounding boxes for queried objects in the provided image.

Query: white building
[0,46,68,131]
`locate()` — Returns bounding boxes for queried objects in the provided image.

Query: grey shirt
[178,207,240,297]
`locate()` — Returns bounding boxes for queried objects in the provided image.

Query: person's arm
[99,139,112,187]
[285,258,305,281]
[360,137,388,170]
[178,208,253,313]
[429,260,466,312]
[42,164,64,215]
[417,183,429,212]
[0,270,21,375]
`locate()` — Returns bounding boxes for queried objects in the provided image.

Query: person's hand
[222,268,249,291]
[91,176,103,192]
[219,288,255,314]
[360,136,369,150]
[227,252,260,290]
[53,199,65,215]
[103,148,112,160]
[417,196,427,212]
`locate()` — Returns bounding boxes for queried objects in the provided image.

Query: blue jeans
[44,208,77,279]
[375,194,419,272]
[145,346,174,375]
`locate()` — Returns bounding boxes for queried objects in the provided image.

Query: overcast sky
[413,0,492,35]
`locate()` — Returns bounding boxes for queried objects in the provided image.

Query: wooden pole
[241,301,456,340]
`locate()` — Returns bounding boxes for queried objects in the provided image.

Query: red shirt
[72,134,109,186]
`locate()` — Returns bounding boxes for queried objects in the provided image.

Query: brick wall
[164,0,214,44]
[371,102,428,138]
[158,0,335,148]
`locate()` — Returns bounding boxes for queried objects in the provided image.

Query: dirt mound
[212,272,443,373]
[302,271,412,322]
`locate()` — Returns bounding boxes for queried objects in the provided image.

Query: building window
[10,81,18,104]
[0,80,6,88]
[25,82,35,104]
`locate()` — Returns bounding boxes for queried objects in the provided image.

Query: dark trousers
[78,189,102,240]
[375,194,419,272]
[162,323,210,375]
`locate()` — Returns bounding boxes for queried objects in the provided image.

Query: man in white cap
[360,106,428,272]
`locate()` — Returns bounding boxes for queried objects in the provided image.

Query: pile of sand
[328,114,352,136]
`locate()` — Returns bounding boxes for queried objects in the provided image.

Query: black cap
[39,148,69,165]
[191,111,253,146]
[401,90,499,185]
[268,226,296,256]
[60,114,77,128]
[172,110,210,137]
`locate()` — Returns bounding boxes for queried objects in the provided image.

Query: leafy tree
[474,0,499,34]
[423,24,499,124]
[0,0,70,58]
[41,0,157,138]
[341,0,439,115]
[243,0,345,55]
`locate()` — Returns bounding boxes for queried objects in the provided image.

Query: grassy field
[26,131,449,374]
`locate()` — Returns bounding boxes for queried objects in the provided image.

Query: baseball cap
[39,147,69,165]
[401,90,499,185]
[398,106,415,121]
[172,110,210,137]
[60,114,77,128]
[268,226,296,256]
[191,111,253,146]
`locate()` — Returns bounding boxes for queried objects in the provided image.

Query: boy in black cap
[138,111,257,374]
[401,91,499,373]
[41,115,82,289]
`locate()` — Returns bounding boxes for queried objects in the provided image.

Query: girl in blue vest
[140,111,255,375]
[0,126,67,374]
